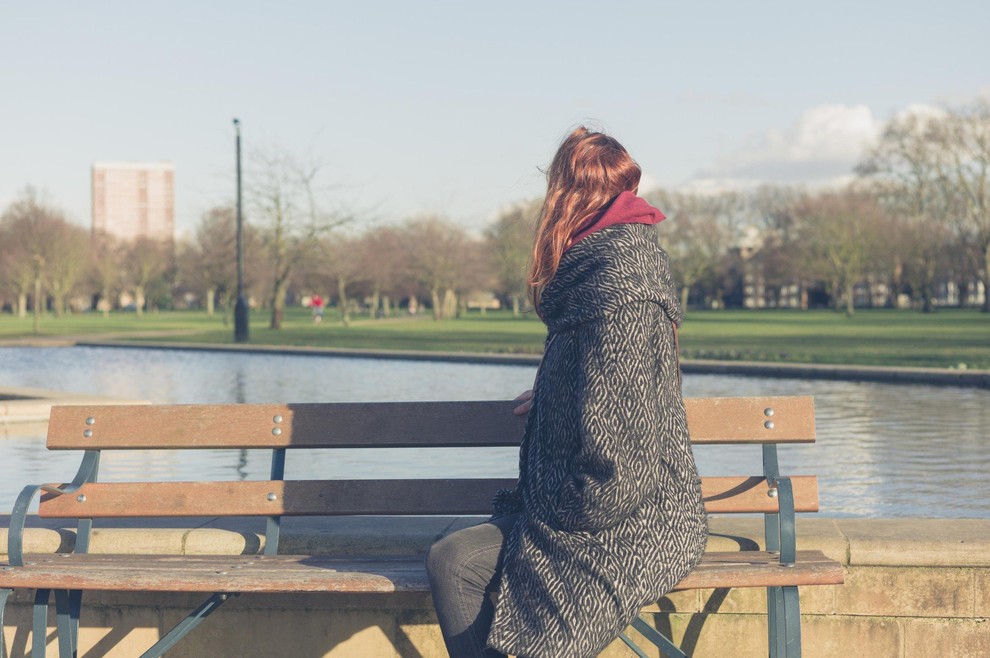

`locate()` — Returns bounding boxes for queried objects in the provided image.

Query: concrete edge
[2,516,988,568]
[0,386,150,424]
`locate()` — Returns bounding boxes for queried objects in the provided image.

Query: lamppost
[233,118,249,343]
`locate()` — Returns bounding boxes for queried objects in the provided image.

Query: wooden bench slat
[702,476,818,513]
[686,396,815,444]
[39,476,818,518]
[47,402,525,450]
[0,550,843,593]
[40,479,518,518]
[46,396,815,450]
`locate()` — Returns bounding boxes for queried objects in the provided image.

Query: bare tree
[46,221,90,316]
[318,233,364,327]
[485,199,539,316]
[652,190,745,310]
[403,216,473,320]
[121,237,173,317]
[249,147,350,329]
[0,228,34,319]
[941,100,990,311]
[794,189,887,316]
[356,226,405,318]
[89,231,124,317]
[748,185,806,307]
[178,206,262,322]
[858,110,955,312]
[0,188,66,331]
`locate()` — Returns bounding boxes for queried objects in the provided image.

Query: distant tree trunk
[221,291,233,327]
[32,276,42,334]
[845,282,855,317]
[135,286,146,319]
[680,285,690,314]
[18,293,27,319]
[382,294,392,318]
[51,293,65,318]
[826,277,839,313]
[270,274,288,329]
[511,294,520,317]
[206,287,216,316]
[984,243,990,312]
[444,289,458,319]
[430,287,442,320]
[337,276,350,327]
[370,284,381,319]
[920,287,934,313]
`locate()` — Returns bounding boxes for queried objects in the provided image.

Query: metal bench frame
[617,440,801,658]
[3,443,291,658]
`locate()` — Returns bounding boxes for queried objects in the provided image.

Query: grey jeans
[425,513,519,658]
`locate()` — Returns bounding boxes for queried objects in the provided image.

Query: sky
[2,1,988,239]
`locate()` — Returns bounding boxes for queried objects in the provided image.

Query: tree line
[653,101,989,315]
[2,102,988,329]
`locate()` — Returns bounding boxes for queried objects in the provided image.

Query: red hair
[528,126,642,311]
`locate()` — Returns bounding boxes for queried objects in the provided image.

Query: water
[2,346,988,518]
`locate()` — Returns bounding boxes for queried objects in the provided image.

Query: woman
[426,127,708,658]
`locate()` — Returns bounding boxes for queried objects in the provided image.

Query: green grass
[680,308,990,369]
[1,307,987,369]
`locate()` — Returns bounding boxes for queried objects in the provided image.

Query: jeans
[425,513,519,658]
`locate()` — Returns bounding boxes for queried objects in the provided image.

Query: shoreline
[1,337,986,388]
[70,339,990,388]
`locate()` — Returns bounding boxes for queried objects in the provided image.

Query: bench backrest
[40,396,816,522]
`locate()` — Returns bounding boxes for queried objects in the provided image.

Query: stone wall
[2,517,989,657]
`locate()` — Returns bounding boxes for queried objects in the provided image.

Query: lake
[1,346,987,518]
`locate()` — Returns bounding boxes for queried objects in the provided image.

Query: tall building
[91,161,175,242]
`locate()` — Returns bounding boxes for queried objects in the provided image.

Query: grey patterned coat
[487,223,709,658]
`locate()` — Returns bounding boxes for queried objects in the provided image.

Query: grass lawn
[1,307,987,369]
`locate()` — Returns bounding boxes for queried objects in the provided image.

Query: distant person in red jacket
[310,294,324,323]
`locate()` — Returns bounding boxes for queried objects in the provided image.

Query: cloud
[893,102,949,122]
[684,104,884,192]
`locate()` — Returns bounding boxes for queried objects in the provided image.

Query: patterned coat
[488,223,709,658]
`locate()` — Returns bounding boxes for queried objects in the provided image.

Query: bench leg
[782,586,801,657]
[0,589,11,658]
[627,615,688,658]
[32,589,50,658]
[139,592,231,658]
[767,586,783,658]
[54,590,81,658]
[768,585,802,658]
[619,631,651,658]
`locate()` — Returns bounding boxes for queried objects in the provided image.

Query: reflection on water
[1,346,987,518]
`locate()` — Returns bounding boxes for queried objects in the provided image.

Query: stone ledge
[2,516,988,568]
[0,386,149,425]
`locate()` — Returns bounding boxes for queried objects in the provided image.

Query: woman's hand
[513,389,534,416]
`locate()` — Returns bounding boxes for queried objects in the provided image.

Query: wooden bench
[1,396,842,658]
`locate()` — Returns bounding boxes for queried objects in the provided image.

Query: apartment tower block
[91,161,175,241]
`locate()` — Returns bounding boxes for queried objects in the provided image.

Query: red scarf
[569,191,666,248]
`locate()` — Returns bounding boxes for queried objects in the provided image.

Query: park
[3,3,990,655]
